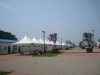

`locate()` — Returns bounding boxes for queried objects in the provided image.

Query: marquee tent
[38,38,44,44]
[56,41,61,45]
[13,34,33,45]
[32,37,40,44]
[97,41,100,47]
[11,34,65,53]
[62,43,65,46]
[38,38,51,45]
[47,40,54,45]
[12,34,34,53]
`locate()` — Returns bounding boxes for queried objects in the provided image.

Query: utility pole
[42,31,46,53]
[61,39,62,50]
[92,30,95,46]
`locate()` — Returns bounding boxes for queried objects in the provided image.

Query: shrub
[52,48,59,53]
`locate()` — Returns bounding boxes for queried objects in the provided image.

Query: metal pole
[42,31,46,53]
[61,39,62,50]
[92,30,95,46]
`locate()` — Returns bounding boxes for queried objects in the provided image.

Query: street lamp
[61,39,62,50]
[92,30,95,46]
[42,31,46,53]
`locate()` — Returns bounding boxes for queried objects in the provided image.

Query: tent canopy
[32,37,40,44]
[12,34,33,45]
[12,34,61,46]
[38,37,44,44]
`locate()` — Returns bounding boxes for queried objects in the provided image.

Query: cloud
[0,2,11,10]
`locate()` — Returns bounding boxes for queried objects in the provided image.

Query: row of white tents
[96,41,100,48]
[12,34,66,53]
[13,34,65,45]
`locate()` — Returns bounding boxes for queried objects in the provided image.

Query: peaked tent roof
[38,38,53,45]
[45,39,50,44]
[38,37,44,44]
[32,37,40,44]
[47,40,54,45]
[13,34,33,44]
[56,41,61,45]
[62,43,65,46]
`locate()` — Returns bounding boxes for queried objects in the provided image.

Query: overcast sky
[0,0,100,44]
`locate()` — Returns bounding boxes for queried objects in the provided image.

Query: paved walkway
[0,54,30,62]
[59,47,100,56]
[0,47,100,75]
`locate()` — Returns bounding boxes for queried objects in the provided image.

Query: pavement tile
[0,47,100,75]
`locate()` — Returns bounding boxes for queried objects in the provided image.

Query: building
[0,39,17,54]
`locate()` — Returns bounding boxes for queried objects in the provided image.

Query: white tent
[56,41,61,45]
[13,34,33,44]
[62,43,65,46]
[32,37,40,44]
[38,38,50,44]
[12,34,34,53]
[38,38,44,44]
[47,40,54,45]
[45,39,51,45]
[97,41,100,47]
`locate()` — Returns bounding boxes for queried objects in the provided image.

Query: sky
[0,0,100,44]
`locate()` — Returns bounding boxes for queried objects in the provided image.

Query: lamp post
[42,31,46,53]
[61,39,62,50]
[92,30,95,46]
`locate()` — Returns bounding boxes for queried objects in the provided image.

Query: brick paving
[0,47,100,75]
[59,47,100,56]
[0,54,31,62]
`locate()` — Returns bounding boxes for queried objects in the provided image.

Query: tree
[72,43,75,48]
[98,38,100,42]
[0,30,17,40]
[79,41,85,49]
[83,32,93,47]
[65,40,74,49]
[48,33,57,48]
[83,32,94,52]
[65,40,69,44]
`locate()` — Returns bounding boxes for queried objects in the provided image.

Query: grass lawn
[33,50,64,57]
[0,71,11,75]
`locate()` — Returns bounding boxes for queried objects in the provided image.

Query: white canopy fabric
[56,41,61,45]
[62,43,65,46]
[47,40,54,45]
[32,37,40,44]
[12,34,63,46]
[38,38,44,44]
[12,34,33,45]
[45,39,51,45]
[38,38,53,45]
[97,42,100,47]
[97,42,100,44]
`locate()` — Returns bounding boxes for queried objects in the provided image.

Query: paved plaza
[0,47,100,75]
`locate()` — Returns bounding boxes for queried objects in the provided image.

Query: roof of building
[0,39,17,43]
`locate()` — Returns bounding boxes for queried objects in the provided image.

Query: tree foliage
[98,38,100,42]
[83,32,93,47]
[48,33,57,45]
[0,30,17,40]
[65,40,72,44]
[83,32,93,42]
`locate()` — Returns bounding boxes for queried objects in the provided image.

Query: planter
[52,48,59,53]
[66,47,69,50]
[99,45,100,49]
[81,47,85,49]
[86,48,93,53]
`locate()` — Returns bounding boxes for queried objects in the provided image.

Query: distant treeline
[0,30,17,40]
